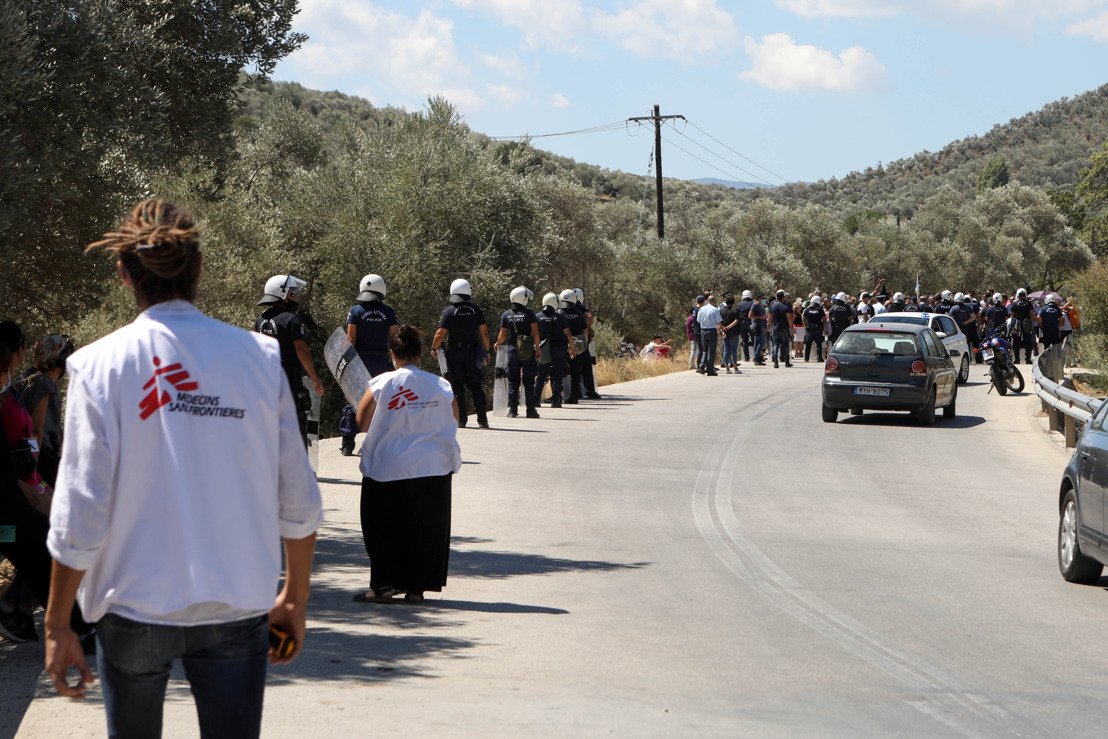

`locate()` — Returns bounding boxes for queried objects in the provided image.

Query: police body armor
[509,307,535,361]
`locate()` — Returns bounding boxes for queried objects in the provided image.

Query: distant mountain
[692,177,776,190]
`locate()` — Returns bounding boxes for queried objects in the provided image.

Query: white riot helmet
[1045,294,1058,305]
[258,274,307,306]
[941,290,953,301]
[542,292,559,309]
[954,292,965,303]
[892,292,904,302]
[574,288,585,305]
[741,290,753,300]
[835,292,848,303]
[1016,288,1027,298]
[558,288,576,308]
[449,278,473,304]
[993,293,1004,304]
[510,286,533,305]
[358,274,386,302]
[811,295,822,305]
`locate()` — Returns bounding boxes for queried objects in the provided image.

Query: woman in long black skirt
[353,325,461,604]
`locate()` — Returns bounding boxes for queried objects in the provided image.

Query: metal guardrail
[1032,339,1104,447]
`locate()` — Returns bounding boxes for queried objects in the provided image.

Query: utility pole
[628,105,684,240]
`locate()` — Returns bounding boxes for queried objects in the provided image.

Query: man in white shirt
[696,294,724,376]
[44,199,322,739]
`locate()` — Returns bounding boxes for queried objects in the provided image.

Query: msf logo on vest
[139,357,199,420]
[387,386,419,411]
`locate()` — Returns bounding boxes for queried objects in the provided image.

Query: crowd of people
[683,279,1080,375]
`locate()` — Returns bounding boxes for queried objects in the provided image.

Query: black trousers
[804,329,824,361]
[535,345,568,402]
[446,347,487,420]
[506,347,538,409]
[360,474,451,593]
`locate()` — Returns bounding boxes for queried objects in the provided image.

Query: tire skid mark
[693,391,1042,738]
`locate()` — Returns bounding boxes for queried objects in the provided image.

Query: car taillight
[825,357,839,373]
[910,359,926,375]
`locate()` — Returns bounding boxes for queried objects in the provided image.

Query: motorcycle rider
[493,286,542,418]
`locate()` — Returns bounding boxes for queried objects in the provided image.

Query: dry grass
[595,350,692,387]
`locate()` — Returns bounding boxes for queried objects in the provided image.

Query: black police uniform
[1009,297,1036,363]
[500,302,540,415]
[736,298,754,361]
[560,303,588,403]
[690,305,703,369]
[749,301,768,364]
[934,299,955,315]
[534,306,570,407]
[903,301,922,313]
[1039,302,1063,349]
[888,299,906,313]
[768,298,793,367]
[803,303,826,362]
[438,300,489,425]
[949,302,980,361]
[827,301,852,347]
[347,301,398,377]
[256,304,310,443]
[983,303,1009,333]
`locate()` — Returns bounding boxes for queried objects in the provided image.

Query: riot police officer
[255,274,324,445]
[888,291,907,313]
[534,292,576,408]
[1008,288,1038,363]
[827,292,853,347]
[950,293,981,361]
[559,289,589,403]
[748,294,768,365]
[494,286,543,418]
[768,290,794,368]
[904,295,923,313]
[431,278,491,428]
[934,290,955,315]
[1039,294,1064,350]
[803,295,827,362]
[342,273,398,454]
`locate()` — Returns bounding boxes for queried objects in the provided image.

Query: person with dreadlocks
[44,199,322,738]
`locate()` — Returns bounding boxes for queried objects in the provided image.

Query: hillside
[242,80,1108,219]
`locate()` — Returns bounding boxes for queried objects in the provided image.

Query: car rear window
[870,315,927,326]
[834,331,920,356]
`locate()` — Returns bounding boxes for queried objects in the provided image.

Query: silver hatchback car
[1058,398,1108,583]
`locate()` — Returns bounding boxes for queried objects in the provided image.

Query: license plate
[982,349,994,361]
[853,387,890,397]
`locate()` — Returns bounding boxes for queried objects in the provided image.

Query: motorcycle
[978,322,1025,396]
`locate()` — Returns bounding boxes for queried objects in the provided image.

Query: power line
[488,121,628,141]
[660,134,758,187]
[683,119,790,185]
[663,121,776,188]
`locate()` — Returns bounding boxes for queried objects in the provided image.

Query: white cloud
[476,50,529,79]
[452,0,586,50]
[290,3,483,108]
[776,0,1107,28]
[551,92,571,108]
[486,84,529,107]
[591,0,739,59]
[1067,9,1108,40]
[740,33,885,92]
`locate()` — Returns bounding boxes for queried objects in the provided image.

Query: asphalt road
[6,360,1104,738]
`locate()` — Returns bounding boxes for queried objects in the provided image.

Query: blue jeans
[96,612,269,739]
[689,339,700,369]
[751,325,767,361]
[721,336,739,366]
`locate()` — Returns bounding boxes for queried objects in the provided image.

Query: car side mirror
[935,332,948,339]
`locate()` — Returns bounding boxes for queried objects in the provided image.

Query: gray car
[1058,398,1108,583]
[821,324,958,425]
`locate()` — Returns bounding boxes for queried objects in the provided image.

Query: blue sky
[273,1,1108,186]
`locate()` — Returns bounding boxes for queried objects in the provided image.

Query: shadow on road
[838,413,987,429]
